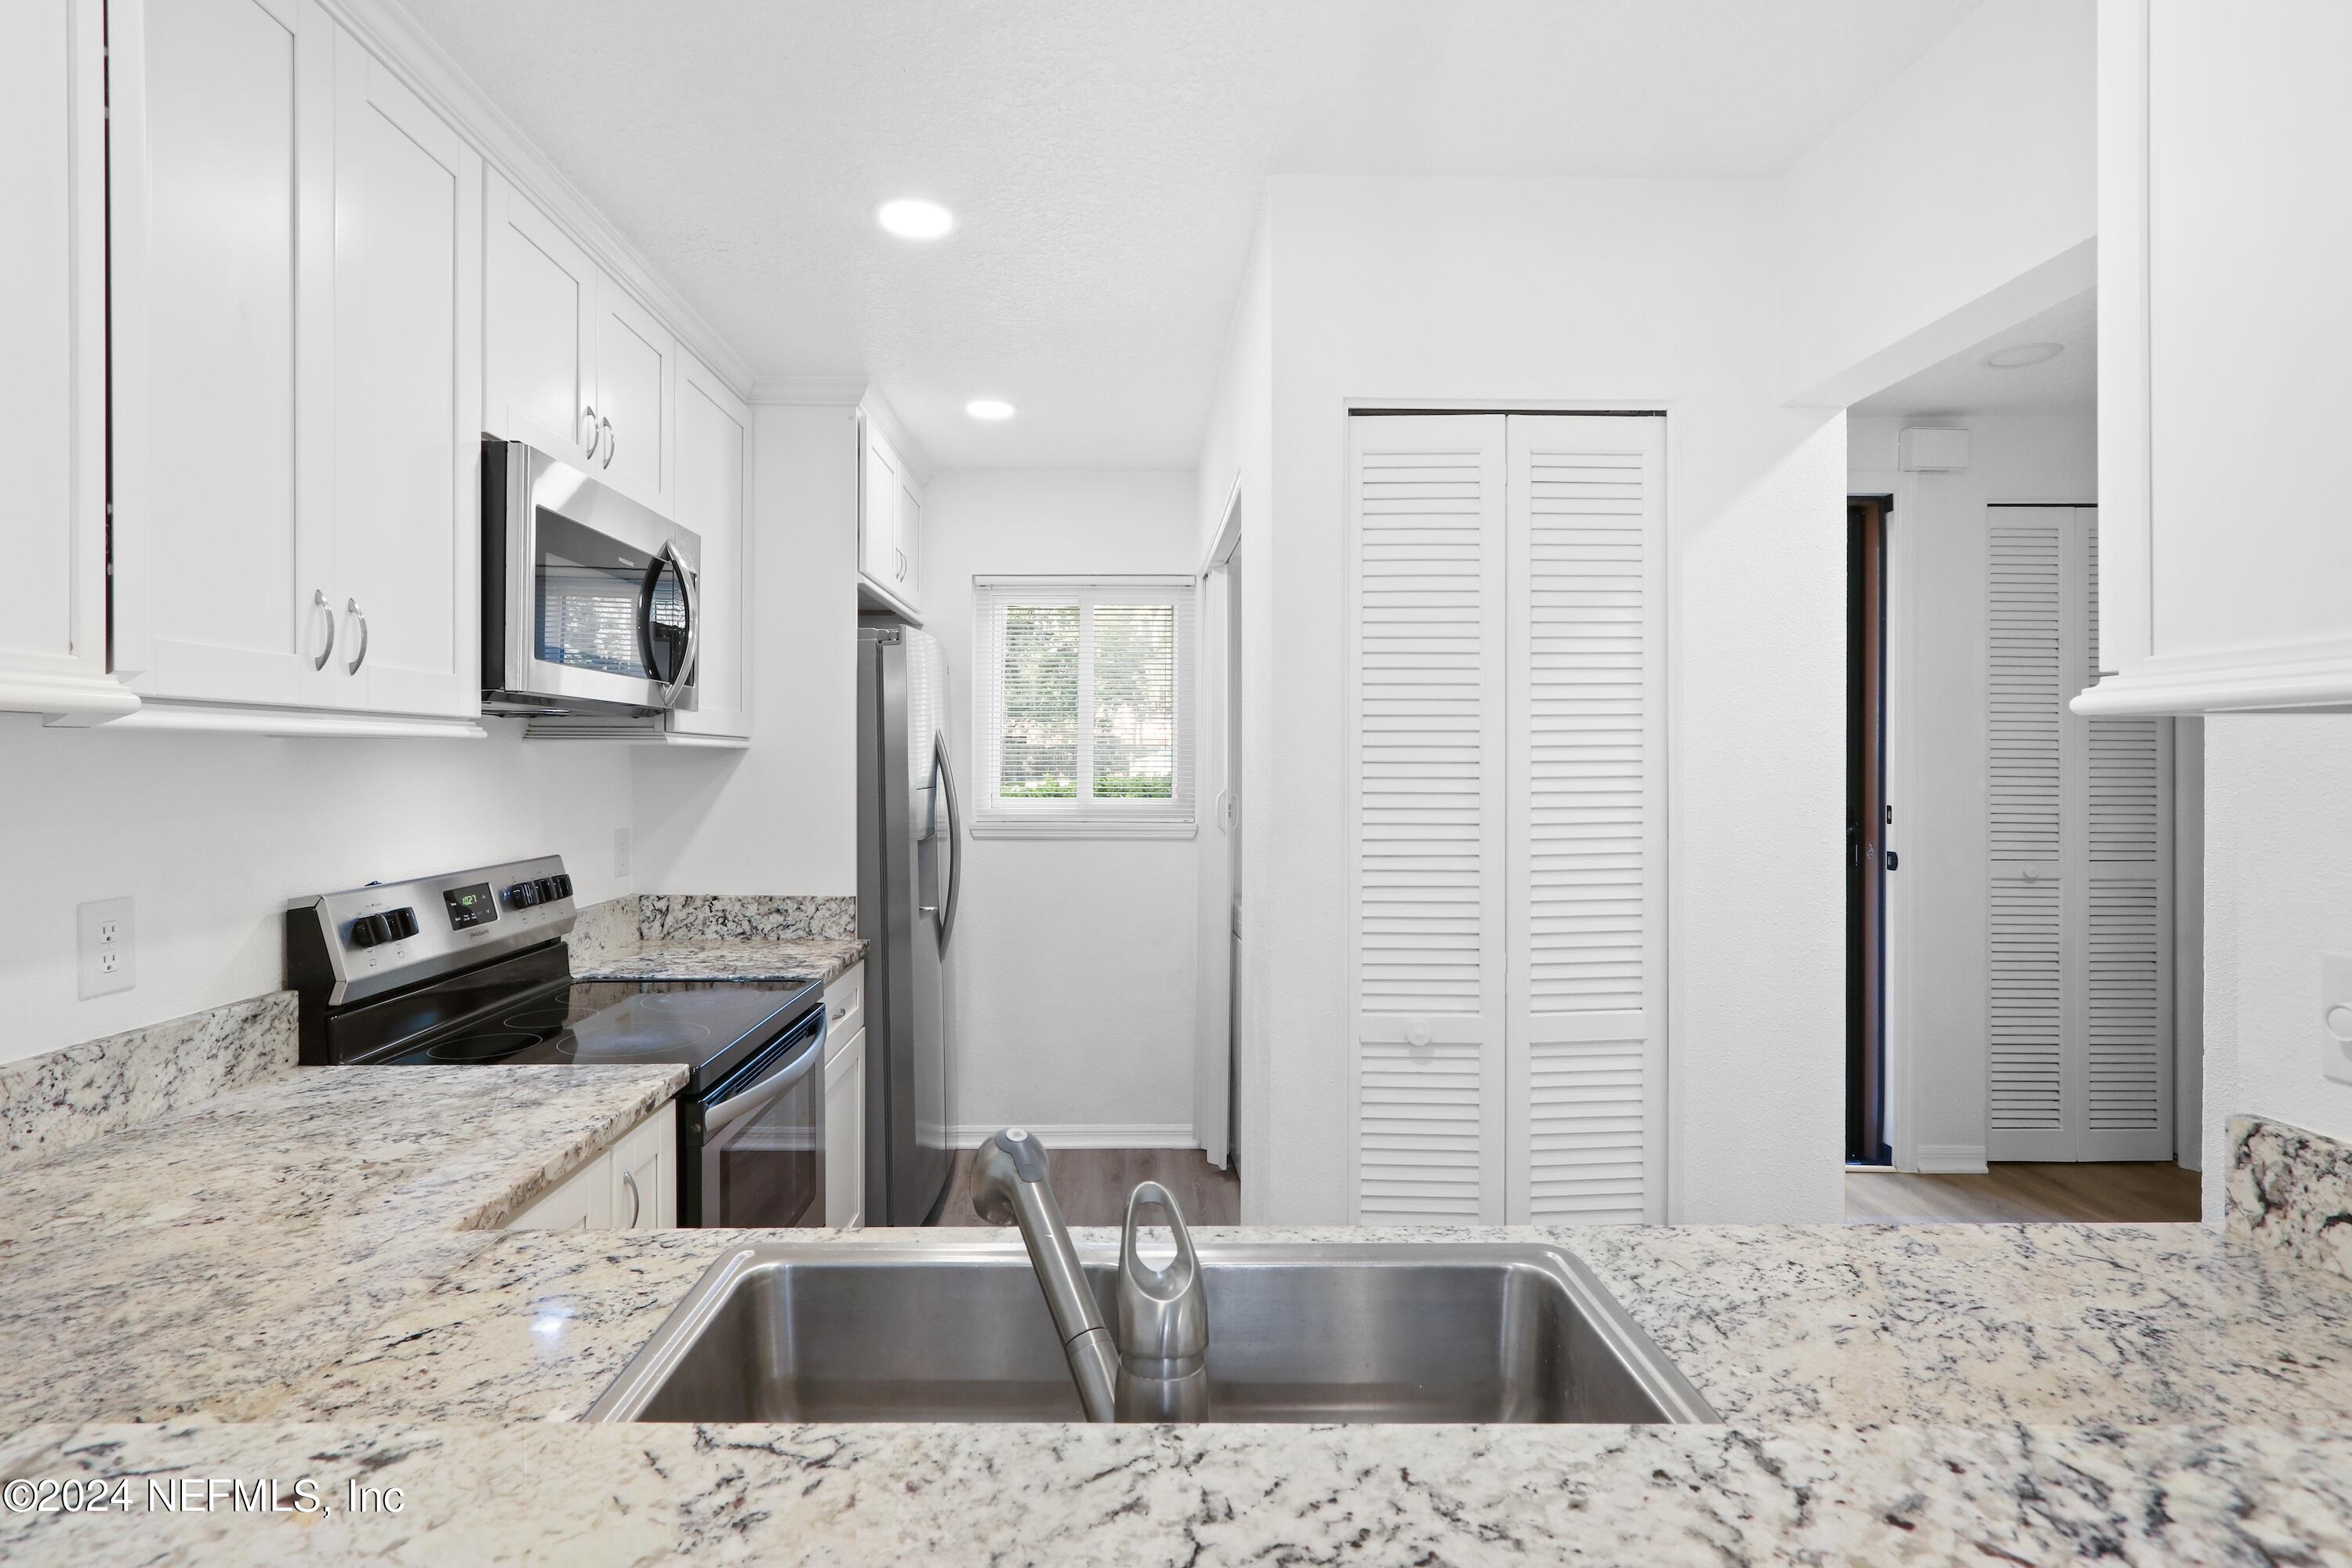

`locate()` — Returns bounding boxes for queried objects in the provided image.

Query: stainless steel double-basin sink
[586,1240,1716,1425]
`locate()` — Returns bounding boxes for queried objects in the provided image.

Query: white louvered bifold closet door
[1348,413,1664,1225]
[1505,416,1665,1222]
[1985,507,2172,1162]
[1348,415,1508,1223]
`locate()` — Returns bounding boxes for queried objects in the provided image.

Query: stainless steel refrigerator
[856,624,959,1225]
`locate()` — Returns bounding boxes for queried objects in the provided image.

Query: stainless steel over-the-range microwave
[481,437,702,716]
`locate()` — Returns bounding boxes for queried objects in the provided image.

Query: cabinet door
[0,0,123,718]
[508,1152,613,1229]
[591,275,674,512]
[109,0,338,707]
[825,1027,866,1229]
[669,351,751,739]
[894,471,924,611]
[485,171,596,467]
[608,1102,676,1229]
[328,32,481,718]
[858,423,901,590]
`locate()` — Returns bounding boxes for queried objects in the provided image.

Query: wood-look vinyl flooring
[935,1148,1241,1228]
[1843,1160,2201,1224]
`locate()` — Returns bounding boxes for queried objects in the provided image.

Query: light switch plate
[77,897,134,1000]
[2321,952,2352,1086]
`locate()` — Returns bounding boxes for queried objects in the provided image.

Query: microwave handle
[677,551,702,693]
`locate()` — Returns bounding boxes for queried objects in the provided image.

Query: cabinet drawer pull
[582,405,601,459]
[621,1168,642,1227]
[601,416,616,470]
[311,589,336,671]
[345,598,370,676]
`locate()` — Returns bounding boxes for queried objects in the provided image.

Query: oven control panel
[287,855,579,1007]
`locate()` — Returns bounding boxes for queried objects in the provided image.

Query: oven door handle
[702,1026,825,1136]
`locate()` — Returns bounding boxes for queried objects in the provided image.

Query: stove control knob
[384,906,419,940]
[550,873,574,899]
[533,876,563,903]
[506,881,542,909]
[348,913,392,949]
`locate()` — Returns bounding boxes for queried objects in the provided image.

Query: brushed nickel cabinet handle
[345,598,370,676]
[311,589,336,671]
[621,1168,642,1227]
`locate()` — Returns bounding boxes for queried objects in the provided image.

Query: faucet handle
[1116,1181,1208,1375]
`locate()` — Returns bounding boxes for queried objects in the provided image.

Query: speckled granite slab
[0,992,296,1170]
[2229,1114,2352,1280]
[2,1417,2345,1566]
[638,893,857,942]
[0,1063,684,1427]
[564,895,866,982]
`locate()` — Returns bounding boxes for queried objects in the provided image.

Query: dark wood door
[1846,497,1890,1166]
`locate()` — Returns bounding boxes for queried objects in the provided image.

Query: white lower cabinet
[509,1101,677,1230]
[825,1025,867,1229]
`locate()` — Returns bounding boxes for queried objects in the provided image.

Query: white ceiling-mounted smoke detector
[1897,427,1971,472]
[1984,341,2063,369]
[876,198,954,240]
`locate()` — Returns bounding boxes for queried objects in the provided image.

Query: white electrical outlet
[2322,953,2352,1087]
[77,897,135,1000]
[613,827,632,879]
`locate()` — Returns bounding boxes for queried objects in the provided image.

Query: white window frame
[972,574,1196,840]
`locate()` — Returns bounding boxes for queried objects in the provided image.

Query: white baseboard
[1914,1143,1990,1174]
[947,1123,1196,1150]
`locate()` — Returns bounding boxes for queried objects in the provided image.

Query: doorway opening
[1846,495,1892,1167]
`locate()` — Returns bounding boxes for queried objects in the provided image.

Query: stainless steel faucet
[968,1128,1120,1421]
[970,1129,1211,1422]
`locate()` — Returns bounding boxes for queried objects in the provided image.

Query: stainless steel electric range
[285,856,826,1229]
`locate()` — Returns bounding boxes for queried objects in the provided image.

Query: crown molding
[749,376,872,407]
[321,0,757,401]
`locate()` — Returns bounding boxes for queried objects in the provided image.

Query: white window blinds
[973,576,1196,837]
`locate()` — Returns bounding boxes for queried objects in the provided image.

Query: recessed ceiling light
[876,198,953,240]
[1984,341,2063,369]
[966,399,1015,421]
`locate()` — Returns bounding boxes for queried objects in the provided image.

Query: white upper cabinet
[486,173,676,515]
[108,0,481,720]
[858,408,924,617]
[0,0,129,720]
[591,281,676,513]
[669,350,753,741]
[109,0,338,710]
[2082,1,2352,716]
[485,172,597,469]
[328,34,481,719]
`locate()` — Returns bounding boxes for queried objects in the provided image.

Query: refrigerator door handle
[935,731,963,953]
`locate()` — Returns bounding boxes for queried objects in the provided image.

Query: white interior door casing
[1346,413,1665,1225]
[1987,506,2173,1161]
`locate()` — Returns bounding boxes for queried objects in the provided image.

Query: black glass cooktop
[326,943,821,1094]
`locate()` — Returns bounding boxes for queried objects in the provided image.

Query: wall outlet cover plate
[2321,952,2352,1086]
[77,896,135,1000]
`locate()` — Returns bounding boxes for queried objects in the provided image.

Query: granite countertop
[3,996,2352,1564]
[572,935,867,985]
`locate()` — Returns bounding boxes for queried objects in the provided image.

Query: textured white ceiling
[397,0,1984,466]
[1849,287,2096,419]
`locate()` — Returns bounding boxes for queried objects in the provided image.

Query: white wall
[1777,0,2096,406]
[1247,176,1846,1224]
[0,717,636,1063]
[920,469,1203,1139]
[1848,413,2097,1171]
[633,403,861,896]
[2202,720,2352,1218]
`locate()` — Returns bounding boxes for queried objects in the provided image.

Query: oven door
[484,438,700,714]
[696,1007,826,1228]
